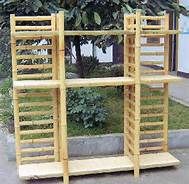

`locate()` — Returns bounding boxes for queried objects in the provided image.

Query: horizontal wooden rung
[141,104,164,110]
[140,138,163,144]
[140,146,163,152]
[141,61,164,66]
[140,130,163,135]
[141,70,164,74]
[17,73,52,80]
[141,113,164,118]
[141,43,164,47]
[140,122,164,127]
[20,137,54,144]
[15,26,52,31]
[17,64,52,70]
[19,101,52,107]
[20,129,54,135]
[16,45,52,50]
[19,110,52,116]
[16,55,52,60]
[141,16,165,20]
[21,155,55,162]
[19,119,54,126]
[141,96,163,100]
[18,92,51,98]
[21,147,54,153]
[141,52,164,56]
[15,16,52,21]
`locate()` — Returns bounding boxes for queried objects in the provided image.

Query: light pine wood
[11,11,182,183]
[133,10,141,178]
[18,153,180,180]
[58,11,69,184]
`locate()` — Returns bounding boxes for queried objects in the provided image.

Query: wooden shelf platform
[65,77,134,88]
[13,75,181,89]
[13,80,60,89]
[19,152,180,180]
[141,75,182,84]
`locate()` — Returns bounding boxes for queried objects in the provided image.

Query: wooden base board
[19,152,180,180]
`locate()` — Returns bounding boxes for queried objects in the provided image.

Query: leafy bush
[82,56,99,77]
[67,88,107,128]
[0,77,14,132]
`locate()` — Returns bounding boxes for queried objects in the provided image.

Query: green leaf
[94,12,101,25]
[125,4,132,13]
[75,13,82,27]
[82,11,88,25]
[113,0,120,5]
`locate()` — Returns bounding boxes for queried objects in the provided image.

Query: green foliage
[67,88,107,128]
[0,77,13,126]
[81,56,99,77]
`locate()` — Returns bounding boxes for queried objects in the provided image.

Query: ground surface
[0,134,189,184]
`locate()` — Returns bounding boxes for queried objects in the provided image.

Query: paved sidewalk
[0,134,189,184]
[169,77,189,106]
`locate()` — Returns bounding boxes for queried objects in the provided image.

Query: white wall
[71,42,112,63]
[178,0,189,73]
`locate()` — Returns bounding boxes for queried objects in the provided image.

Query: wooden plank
[20,129,54,135]
[140,138,163,144]
[19,110,52,117]
[140,146,163,152]
[18,153,180,180]
[20,138,54,144]
[58,11,69,184]
[16,55,52,60]
[16,45,52,50]
[64,30,134,36]
[15,26,52,31]
[17,73,52,80]
[140,122,163,127]
[19,119,53,126]
[140,130,163,135]
[21,155,55,163]
[13,80,59,89]
[17,64,52,70]
[15,16,52,21]
[19,101,52,107]
[21,147,54,153]
[141,75,182,84]
[65,77,134,88]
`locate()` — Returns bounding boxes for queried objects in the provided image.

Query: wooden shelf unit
[11,10,181,184]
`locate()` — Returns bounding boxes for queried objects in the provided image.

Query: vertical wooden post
[123,15,129,156]
[163,13,169,152]
[58,11,69,184]
[133,9,141,178]
[10,14,21,166]
[10,14,17,80]
[51,13,59,161]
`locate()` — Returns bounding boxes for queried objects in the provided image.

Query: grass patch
[67,86,189,136]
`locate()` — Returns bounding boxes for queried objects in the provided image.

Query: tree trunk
[74,36,84,78]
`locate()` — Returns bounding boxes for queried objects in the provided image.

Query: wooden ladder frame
[11,10,181,184]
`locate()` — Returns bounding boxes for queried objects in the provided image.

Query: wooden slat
[140,122,163,127]
[21,155,55,162]
[16,55,52,60]
[17,73,52,80]
[141,70,164,74]
[141,16,165,20]
[13,80,59,89]
[141,96,163,100]
[140,130,163,135]
[17,64,52,70]
[21,147,54,153]
[141,52,164,56]
[141,61,163,66]
[20,138,54,144]
[15,16,52,21]
[15,26,52,31]
[65,77,134,88]
[16,45,52,50]
[140,146,163,152]
[18,92,51,98]
[141,43,164,47]
[141,75,182,83]
[20,129,54,135]
[19,110,52,116]
[140,138,163,144]
[141,104,164,110]
[19,119,54,126]
[19,101,52,107]
[141,113,164,118]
